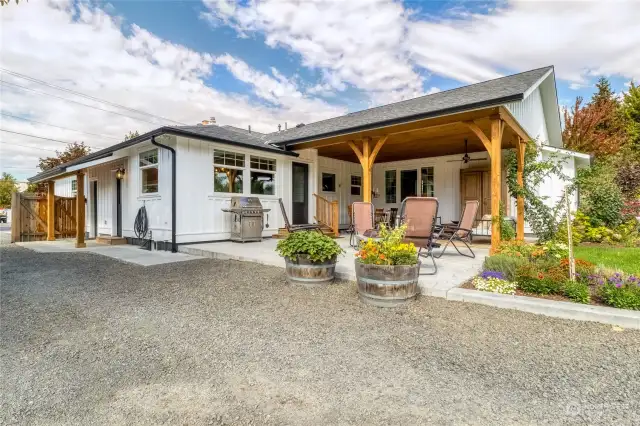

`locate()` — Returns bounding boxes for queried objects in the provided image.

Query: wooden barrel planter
[355,260,420,307]
[285,255,337,286]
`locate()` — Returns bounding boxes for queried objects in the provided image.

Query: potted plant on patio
[355,224,420,307]
[276,231,344,286]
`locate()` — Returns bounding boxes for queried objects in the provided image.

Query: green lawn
[574,246,640,275]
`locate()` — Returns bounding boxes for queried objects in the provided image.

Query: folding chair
[398,197,440,275]
[434,200,479,259]
[350,202,377,248]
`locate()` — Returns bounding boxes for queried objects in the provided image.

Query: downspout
[151,135,177,253]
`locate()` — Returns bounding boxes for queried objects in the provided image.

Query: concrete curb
[446,288,640,329]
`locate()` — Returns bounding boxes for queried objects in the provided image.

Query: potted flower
[355,224,420,307]
[276,231,344,286]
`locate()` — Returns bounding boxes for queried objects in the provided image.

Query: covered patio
[179,237,488,298]
[287,106,530,252]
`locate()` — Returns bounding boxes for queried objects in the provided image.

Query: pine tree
[592,77,616,105]
[621,81,640,151]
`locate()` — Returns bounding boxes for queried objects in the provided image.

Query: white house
[29,66,590,252]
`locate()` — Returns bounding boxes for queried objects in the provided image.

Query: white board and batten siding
[316,156,363,225]
[174,135,294,244]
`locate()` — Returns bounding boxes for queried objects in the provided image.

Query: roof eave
[28,127,297,183]
[273,94,524,148]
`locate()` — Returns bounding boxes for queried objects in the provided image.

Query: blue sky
[1,0,638,179]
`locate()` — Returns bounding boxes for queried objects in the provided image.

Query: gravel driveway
[1,245,639,425]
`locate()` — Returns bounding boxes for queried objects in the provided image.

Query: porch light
[372,187,380,198]
[115,167,125,179]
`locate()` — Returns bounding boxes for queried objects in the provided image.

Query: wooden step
[96,235,127,245]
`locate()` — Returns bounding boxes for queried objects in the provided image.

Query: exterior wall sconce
[372,187,380,198]
[115,168,126,179]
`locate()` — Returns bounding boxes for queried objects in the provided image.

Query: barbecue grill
[221,196,270,242]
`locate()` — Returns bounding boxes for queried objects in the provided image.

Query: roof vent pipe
[278,124,281,132]
[248,125,251,133]
[285,122,287,130]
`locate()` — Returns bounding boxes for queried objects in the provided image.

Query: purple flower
[481,270,506,280]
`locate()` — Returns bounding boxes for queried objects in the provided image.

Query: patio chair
[350,202,377,248]
[434,200,479,259]
[398,197,440,275]
[278,198,323,234]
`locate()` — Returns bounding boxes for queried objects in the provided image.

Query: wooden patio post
[490,118,505,253]
[47,180,55,241]
[516,138,526,241]
[75,172,86,248]
[348,136,388,203]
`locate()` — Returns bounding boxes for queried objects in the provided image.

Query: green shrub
[483,254,528,281]
[472,276,517,295]
[276,231,344,262]
[562,281,591,304]
[576,163,624,228]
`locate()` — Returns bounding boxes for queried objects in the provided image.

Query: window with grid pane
[421,167,435,197]
[213,149,244,167]
[71,179,77,194]
[250,156,276,171]
[139,148,159,194]
[385,170,396,203]
[350,175,361,196]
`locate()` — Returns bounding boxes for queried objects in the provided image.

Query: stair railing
[312,193,339,237]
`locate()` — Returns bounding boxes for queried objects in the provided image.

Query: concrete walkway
[180,238,488,297]
[16,240,202,266]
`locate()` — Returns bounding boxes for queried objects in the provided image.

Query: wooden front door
[460,171,484,220]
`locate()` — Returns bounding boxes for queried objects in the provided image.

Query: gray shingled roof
[28,125,292,182]
[265,66,553,145]
[29,66,553,182]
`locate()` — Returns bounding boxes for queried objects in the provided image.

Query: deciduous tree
[0,172,18,207]
[37,142,91,171]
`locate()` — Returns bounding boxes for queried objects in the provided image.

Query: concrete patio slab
[179,237,488,297]
[16,240,202,266]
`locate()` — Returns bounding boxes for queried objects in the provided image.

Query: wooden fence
[11,192,78,242]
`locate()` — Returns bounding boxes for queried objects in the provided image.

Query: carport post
[47,180,55,241]
[75,172,86,248]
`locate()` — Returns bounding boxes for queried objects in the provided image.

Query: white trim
[540,145,591,160]
[66,152,129,173]
[522,68,553,100]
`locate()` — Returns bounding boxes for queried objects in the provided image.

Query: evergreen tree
[592,77,616,105]
[621,81,640,151]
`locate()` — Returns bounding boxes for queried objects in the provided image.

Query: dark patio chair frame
[434,200,479,259]
[278,198,323,234]
[397,197,440,275]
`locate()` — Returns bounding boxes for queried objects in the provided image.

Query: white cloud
[0,1,343,179]
[201,0,426,105]
[214,54,346,118]
[407,1,640,85]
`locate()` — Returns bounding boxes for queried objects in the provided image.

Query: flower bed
[467,241,640,311]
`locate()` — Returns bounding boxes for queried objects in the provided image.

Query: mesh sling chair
[398,197,440,275]
[350,202,377,248]
[434,200,479,259]
[278,198,323,233]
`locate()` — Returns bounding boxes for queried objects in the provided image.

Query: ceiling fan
[447,139,487,163]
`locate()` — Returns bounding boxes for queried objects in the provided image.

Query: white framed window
[421,167,435,197]
[250,155,276,195]
[213,149,244,193]
[139,148,159,194]
[71,179,77,195]
[350,175,361,196]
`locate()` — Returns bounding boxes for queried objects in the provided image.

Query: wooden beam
[516,138,526,241]
[75,172,86,248]
[362,138,372,202]
[10,192,20,243]
[368,135,388,168]
[347,140,364,165]
[498,106,531,143]
[47,181,55,241]
[462,121,492,155]
[490,118,504,253]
